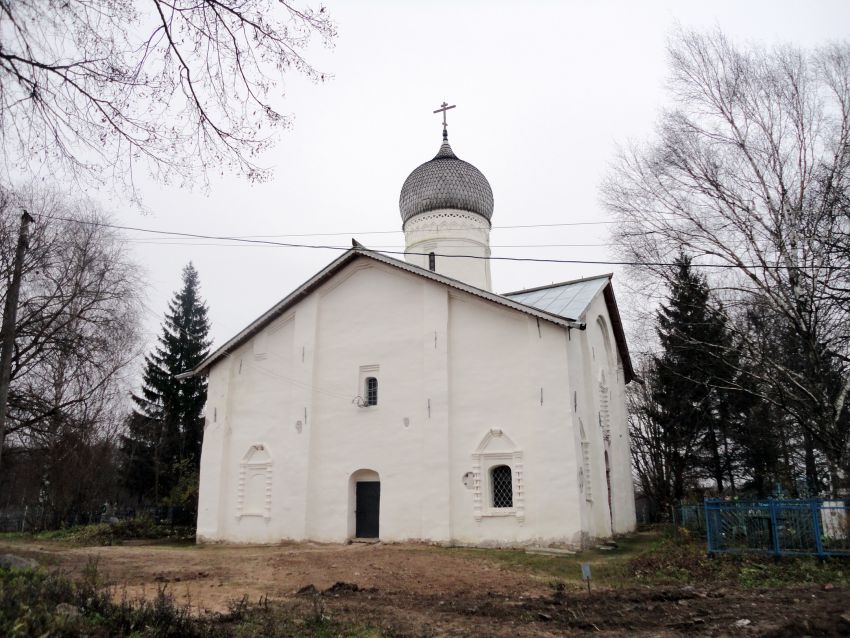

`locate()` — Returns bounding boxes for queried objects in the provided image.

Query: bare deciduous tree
[0,1,336,199]
[603,29,850,490]
[0,186,142,522]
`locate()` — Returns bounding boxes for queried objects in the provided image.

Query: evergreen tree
[122,263,210,507]
[648,256,736,505]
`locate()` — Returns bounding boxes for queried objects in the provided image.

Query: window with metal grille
[490,465,513,508]
[365,377,378,406]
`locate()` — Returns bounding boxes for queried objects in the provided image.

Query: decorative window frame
[355,364,380,409]
[471,429,524,522]
[580,419,593,503]
[236,444,273,520]
[598,370,611,444]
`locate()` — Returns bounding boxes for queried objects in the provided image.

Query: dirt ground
[2,538,849,637]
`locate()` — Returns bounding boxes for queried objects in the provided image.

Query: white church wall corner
[583,297,637,536]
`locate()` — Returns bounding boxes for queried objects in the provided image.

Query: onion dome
[399,132,494,225]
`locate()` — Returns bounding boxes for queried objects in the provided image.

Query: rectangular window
[365,377,378,406]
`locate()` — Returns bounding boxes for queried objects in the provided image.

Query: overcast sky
[113,0,850,353]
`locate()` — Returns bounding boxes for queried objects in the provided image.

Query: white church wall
[583,293,637,536]
[304,261,442,542]
[528,318,584,544]
[198,308,334,544]
[419,281,453,541]
[447,293,582,546]
[196,360,230,541]
[215,316,306,543]
[566,323,603,541]
[289,296,321,541]
[576,305,612,539]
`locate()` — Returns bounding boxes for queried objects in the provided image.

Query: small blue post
[811,500,825,559]
[769,499,781,558]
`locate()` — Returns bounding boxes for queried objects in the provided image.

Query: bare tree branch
[0,1,336,201]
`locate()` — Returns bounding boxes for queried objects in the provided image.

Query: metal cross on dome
[433,101,456,133]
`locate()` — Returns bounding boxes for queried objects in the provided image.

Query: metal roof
[399,135,494,224]
[502,275,611,321]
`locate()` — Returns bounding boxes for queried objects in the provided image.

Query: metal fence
[678,503,706,534]
[704,498,850,559]
[0,506,194,533]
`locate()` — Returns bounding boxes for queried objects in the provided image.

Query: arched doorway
[349,469,380,539]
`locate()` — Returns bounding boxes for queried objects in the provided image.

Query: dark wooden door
[355,481,380,538]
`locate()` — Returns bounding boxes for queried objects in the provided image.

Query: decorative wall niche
[236,444,272,520]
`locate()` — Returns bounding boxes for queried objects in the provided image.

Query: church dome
[399,135,494,225]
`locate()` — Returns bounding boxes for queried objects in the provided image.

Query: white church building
[183,115,637,547]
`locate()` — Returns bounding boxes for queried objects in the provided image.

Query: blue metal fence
[678,503,706,534]
[705,498,850,559]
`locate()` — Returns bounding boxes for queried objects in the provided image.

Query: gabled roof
[178,246,586,379]
[503,274,634,383]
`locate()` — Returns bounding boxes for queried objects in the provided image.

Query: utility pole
[0,210,33,474]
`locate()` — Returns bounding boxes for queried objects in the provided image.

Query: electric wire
[35,214,848,271]
[122,240,612,249]
[217,219,620,239]
[218,349,356,402]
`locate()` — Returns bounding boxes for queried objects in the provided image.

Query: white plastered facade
[403,209,492,291]
[195,253,636,547]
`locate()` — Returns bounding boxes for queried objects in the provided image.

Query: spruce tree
[123,263,210,506]
[649,255,736,504]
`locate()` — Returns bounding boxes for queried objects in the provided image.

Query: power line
[35,214,848,271]
[122,239,612,249]
[233,219,619,238]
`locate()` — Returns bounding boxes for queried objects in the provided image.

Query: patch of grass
[445,528,850,590]
[0,565,392,637]
[445,530,658,588]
